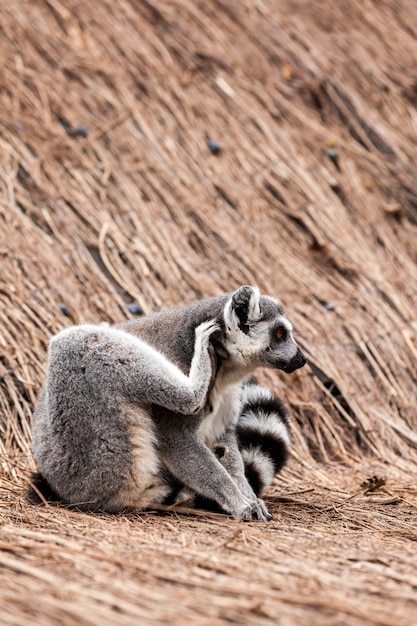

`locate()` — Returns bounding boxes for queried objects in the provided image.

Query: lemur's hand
[194,318,221,344]
[196,319,221,396]
[189,319,221,414]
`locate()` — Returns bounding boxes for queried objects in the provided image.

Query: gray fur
[32,285,305,520]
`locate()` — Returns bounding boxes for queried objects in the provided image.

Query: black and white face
[221,285,306,373]
[261,316,306,373]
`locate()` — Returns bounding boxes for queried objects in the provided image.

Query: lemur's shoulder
[115,294,229,370]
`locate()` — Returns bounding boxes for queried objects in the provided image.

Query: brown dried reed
[1,0,417,624]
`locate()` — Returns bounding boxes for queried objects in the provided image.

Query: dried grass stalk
[1,1,417,624]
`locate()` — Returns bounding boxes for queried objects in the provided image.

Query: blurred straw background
[1,1,417,624]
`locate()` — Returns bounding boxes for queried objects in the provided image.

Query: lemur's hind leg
[192,427,272,520]
[154,410,271,521]
[236,380,290,496]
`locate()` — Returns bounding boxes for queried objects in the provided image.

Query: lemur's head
[215,285,306,373]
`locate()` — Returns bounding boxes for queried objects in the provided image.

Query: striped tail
[236,380,290,496]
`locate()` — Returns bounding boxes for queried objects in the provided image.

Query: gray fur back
[32,328,141,510]
[116,294,229,371]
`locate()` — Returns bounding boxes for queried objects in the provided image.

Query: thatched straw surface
[1,0,417,623]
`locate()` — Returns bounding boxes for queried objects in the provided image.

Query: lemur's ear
[224,286,261,334]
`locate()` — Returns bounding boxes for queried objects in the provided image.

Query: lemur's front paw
[195,319,221,345]
[245,499,272,522]
[252,498,273,521]
[235,497,272,522]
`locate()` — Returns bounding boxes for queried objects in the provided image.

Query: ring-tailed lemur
[31,286,305,521]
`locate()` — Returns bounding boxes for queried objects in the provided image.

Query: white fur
[198,380,242,445]
[223,318,271,364]
[247,286,261,320]
[239,409,290,448]
[223,286,261,333]
[240,447,276,488]
[240,383,290,448]
[241,383,274,405]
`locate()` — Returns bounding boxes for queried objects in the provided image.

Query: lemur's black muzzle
[283,349,306,373]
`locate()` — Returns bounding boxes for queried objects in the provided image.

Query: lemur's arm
[50,320,219,416]
[155,413,270,521]
[212,428,270,518]
[213,428,255,496]
[124,319,219,415]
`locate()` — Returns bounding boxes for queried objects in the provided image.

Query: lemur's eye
[276,327,285,341]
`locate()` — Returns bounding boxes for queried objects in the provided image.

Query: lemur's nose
[286,349,306,373]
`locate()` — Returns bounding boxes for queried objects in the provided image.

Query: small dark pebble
[57,303,71,317]
[73,124,88,138]
[207,139,221,155]
[316,297,335,311]
[126,303,143,315]
[324,147,339,169]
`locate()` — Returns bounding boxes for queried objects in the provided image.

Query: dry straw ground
[1,0,417,624]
